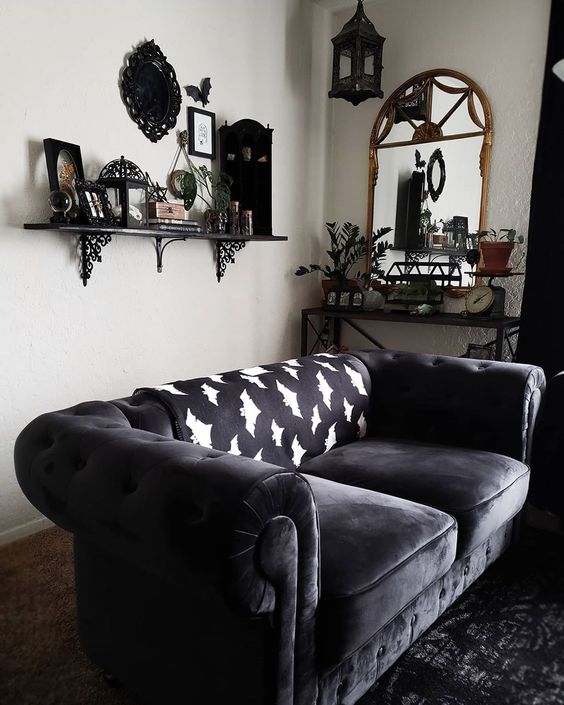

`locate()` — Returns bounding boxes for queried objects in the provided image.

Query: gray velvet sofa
[14,349,545,705]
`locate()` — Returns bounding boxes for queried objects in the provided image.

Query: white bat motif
[324,423,338,453]
[344,364,368,396]
[343,398,354,422]
[314,353,338,359]
[241,374,268,389]
[240,390,261,436]
[186,409,213,448]
[208,374,227,385]
[313,360,339,372]
[276,381,303,418]
[154,384,187,395]
[282,358,303,368]
[282,366,300,380]
[311,405,322,434]
[239,366,272,377]
[358,412,367,438]
[201,383,219,406]
[272,419,284,446]
[316,371,333,410]
[291,435,307,467]
[229,435,241,455]
[253,449,263,461]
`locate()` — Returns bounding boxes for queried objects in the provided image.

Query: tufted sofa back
[134,353,372,469]
[350,350,545,462]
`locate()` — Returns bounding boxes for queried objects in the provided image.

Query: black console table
[24,223,287,285]
[301,307,521,361]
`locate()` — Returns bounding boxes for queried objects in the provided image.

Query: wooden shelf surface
[24,223,287,242]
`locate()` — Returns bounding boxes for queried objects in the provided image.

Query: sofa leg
[510,507,526,547]
[102,671,123,688]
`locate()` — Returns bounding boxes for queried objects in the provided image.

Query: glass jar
[241,210,253,236]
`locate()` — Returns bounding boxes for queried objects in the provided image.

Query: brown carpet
[0,527,135,705]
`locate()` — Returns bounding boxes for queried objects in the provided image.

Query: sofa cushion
[301,438,529,557]
[307,475,457,670]
[134,353,371,469]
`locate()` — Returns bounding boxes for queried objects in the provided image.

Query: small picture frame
[43,138,85,221]
[466,343,495,361]
[188,107,216,160]
[75,180,115,226]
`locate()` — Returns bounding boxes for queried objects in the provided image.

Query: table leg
[495,327,504,361]
[301,311,308,357]
[333,317,342,350]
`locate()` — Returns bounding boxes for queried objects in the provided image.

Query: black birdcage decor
[97,156,148,227]
[328,0,385,106]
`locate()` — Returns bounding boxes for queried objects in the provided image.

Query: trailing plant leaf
[177,172,197,211]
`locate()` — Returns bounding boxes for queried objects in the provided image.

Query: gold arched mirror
[366,68,493,290]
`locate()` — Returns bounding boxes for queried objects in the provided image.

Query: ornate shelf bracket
[216,241,246,282]
[79,233,112,286]
[155,236,186,273]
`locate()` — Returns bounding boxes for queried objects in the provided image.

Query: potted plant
[172,166,232,233]
[295,222,392,300]
[478,228,524,271]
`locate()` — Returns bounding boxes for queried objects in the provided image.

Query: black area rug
[359,528,564,705]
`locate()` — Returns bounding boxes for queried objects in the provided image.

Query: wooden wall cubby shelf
[24,223,287,286]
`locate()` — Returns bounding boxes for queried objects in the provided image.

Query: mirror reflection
[367,70,492,289]
[134,62,170,123]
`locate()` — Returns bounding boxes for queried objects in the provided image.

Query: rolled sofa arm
[351,350,546,462]
[15,400,319,705]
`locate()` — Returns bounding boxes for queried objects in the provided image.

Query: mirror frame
[366,68,493,287]
[121,40,182,143]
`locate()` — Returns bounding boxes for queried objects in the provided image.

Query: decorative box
[148,201,185,220]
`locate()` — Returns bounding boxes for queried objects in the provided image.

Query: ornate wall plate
[121,40,182,143]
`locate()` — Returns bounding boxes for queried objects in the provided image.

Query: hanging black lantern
[328,0,385,106]
[98,156,148,228]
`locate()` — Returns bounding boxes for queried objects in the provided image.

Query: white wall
[326,0,550,353]
[0,0,332,542]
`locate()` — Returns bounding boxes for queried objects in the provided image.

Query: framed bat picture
[43,138,85,221]
[187,107,216,160]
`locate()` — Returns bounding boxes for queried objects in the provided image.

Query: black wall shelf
[24,223,287,286]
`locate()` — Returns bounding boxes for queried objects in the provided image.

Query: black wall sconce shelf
[24,223,287,286]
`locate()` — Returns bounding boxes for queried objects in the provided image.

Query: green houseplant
[174,164,233,233]
[478,228,524,271]
[295,222,392,299]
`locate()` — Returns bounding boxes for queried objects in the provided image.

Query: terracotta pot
[479,241,514,271]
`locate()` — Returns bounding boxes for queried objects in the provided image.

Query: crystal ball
[48,189,72,214]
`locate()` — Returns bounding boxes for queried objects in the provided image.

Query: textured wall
[0,0,332,541]
[326,0,550,355]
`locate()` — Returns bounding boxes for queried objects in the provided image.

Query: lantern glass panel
[127,187,147,227]
[363,47,376,76]
[104,186,122,222]
[339,47,353,79]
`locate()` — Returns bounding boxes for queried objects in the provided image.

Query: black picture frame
[427,148,447,202]
[43,138,85,222]
[120,40,182,143]
[75,180,115,226]
[188,107,216,160]
[466,343,495,361]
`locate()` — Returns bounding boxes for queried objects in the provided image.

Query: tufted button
[411,614,418,625]
[122,477,138,494]
[485,546,492,557]
[439,587,446,599]
[433,358,442,366]
[464,565,470,576]
[377,645,386,657]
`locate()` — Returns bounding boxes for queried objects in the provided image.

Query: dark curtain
[516,0,564,378]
